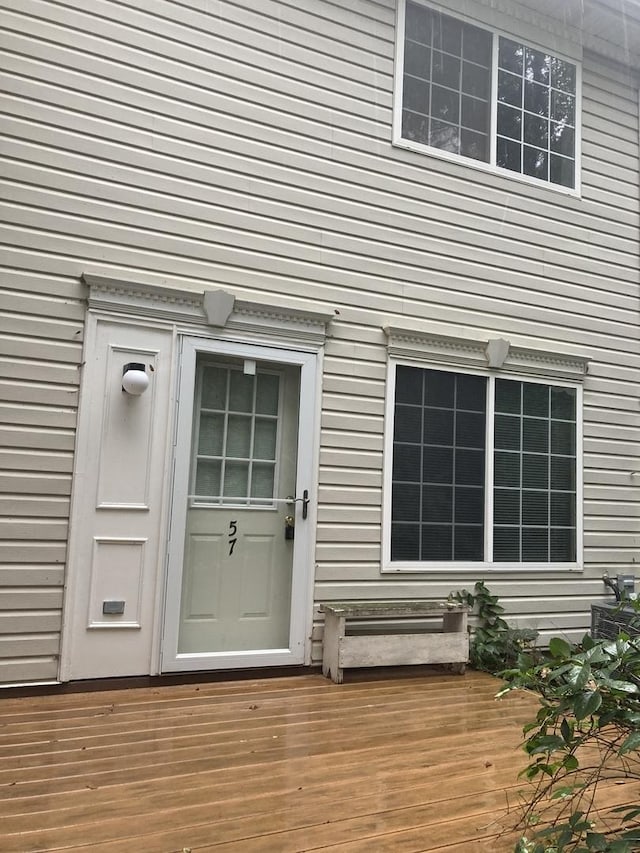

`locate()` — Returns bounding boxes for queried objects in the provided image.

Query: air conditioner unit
[591,603,640,641]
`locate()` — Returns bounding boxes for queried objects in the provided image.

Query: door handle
[285,490,310,520]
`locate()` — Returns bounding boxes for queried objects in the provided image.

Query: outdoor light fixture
[122,362,149,395]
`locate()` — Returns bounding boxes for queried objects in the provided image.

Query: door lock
[284,515,295,540]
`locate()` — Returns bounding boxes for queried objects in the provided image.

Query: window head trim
[383,325,590,382]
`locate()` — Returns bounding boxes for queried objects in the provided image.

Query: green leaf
[558,824,574,845]
[597,708,617,727]
[528,734,566,754]
[563,754,579,772]
[619,730,640,755]
[608,841,634,853]
[560,718,573,744]
[549,637,573,659]
[603,678,638,694]
[550,784,580,799]
[583,646,610,664]
[585,833,607,851]
[568,809,586,828]
[574,690,602,720]
[574,663,593,690]
[611,805,640,819]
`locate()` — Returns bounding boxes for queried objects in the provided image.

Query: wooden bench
[320,600,469,684]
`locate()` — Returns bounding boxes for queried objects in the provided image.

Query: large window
[396,0,578,189]
[389,365,579,567]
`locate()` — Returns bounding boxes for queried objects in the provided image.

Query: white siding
[0,268,83,682]
[0,0,638,681]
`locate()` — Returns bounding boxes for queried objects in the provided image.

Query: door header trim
[83,274,334,347]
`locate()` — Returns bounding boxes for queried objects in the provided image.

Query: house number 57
[228,520,238,556]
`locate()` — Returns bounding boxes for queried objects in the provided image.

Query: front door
[162,338,317,672]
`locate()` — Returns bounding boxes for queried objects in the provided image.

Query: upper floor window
[396,0,578,190]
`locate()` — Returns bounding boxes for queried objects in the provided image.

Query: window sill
[392,136,581,199]
[382,562,584,573]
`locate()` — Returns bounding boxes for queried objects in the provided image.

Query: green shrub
[500,603,640,852]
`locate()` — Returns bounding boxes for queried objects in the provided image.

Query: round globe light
[122,366,150,395]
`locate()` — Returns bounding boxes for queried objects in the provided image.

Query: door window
[192,363,282,505]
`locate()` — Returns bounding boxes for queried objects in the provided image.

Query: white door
[162,338,317,671]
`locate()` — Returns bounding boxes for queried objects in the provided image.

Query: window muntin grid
[391,366,487,561]
[399,1,577,189]
[496,39,576,188]
[191,363,281,505]
[493,379,577,561]
[401,3,492,162]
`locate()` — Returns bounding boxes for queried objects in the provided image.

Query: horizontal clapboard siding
[0,0,637,682]
[0,273,83,682]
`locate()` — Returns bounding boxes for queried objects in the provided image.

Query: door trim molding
[62,276,326,681]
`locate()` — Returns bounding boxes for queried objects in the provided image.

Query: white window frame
[392,0,583,196]
[381,328,588,573]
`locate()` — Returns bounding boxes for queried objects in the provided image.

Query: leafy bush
[501,604,640,853]
[450,580,538,674]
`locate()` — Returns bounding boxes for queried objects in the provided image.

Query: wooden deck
[0,668,632,852]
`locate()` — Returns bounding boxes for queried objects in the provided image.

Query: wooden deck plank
[0,736,530,825]
[0,722,531,798]
[0,741,526,823]
[0,705,531,770]
[1,773,526,852]
[0,677,508,730]
[0,781,525,850]
[0,690,533,748]
[0,670,634,852]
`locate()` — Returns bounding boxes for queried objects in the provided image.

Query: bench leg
[322,612,345,683]
[442,610,466,634]
[443,610,468,675]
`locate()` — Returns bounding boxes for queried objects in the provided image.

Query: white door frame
[161,336,319,672]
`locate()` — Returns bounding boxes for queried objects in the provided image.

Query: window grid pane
[193,365,280,504]
[401,1,491,162]
[391,367,486,561]
[496,37,576,188]
[493,380,576,562]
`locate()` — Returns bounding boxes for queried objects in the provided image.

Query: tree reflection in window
[496,38,576,188]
